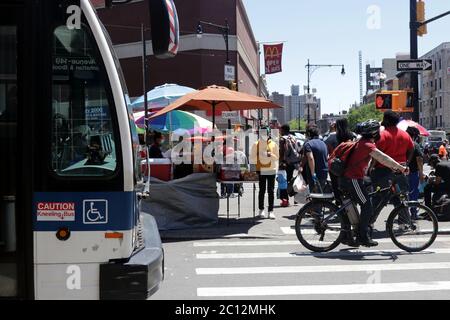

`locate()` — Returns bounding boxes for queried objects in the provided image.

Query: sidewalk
[159,185,289,240]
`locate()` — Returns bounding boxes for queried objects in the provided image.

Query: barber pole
[165,0,179,55]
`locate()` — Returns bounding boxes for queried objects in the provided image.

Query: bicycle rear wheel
[295,200,344,252]
[387,203,438,252]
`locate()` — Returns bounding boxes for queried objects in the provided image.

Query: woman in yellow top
[439,140,448,160]
[250,128,279,219]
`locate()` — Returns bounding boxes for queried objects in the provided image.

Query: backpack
[328,141,358,177]
[284,135,302,164]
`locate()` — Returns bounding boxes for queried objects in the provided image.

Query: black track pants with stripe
[340,177,374,240]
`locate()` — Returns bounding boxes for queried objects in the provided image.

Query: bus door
[0,2,29,298]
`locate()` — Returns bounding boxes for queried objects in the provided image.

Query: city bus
[0,0,178,299]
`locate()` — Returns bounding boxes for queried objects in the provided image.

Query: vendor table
[217,180,259,225]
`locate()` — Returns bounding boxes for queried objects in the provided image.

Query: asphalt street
[153,173,450,300]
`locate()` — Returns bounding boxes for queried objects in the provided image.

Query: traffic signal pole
[410,0,420,122]
[410,0,450,123]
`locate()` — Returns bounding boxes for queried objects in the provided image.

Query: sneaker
[258,210,266,218]
[280,200,289,207]
[359,236,378,247]
[268,211,275,220]
[341,237,360,248]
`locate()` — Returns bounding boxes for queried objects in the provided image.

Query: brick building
[96,0,268,128]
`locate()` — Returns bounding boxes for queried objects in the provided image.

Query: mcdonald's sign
[264,44,283,74]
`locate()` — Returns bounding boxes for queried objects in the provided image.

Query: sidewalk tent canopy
[131,83,196,112]
[149,85,281,128]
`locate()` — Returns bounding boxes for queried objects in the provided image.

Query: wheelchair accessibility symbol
[83,200,108,224]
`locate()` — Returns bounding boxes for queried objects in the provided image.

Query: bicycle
[295,174,439,253]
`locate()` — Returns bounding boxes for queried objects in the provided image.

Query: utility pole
[306,60,345,126]
[410,0,420,122]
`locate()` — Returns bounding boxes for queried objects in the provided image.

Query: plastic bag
[293,174,308,193]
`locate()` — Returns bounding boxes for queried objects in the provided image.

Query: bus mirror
[148,0,179,59]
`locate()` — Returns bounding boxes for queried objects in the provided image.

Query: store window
[51,25,117,176]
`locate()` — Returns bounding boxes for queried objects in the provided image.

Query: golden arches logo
[265,46,281,59]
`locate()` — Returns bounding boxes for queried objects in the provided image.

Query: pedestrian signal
[376,91,414,112]
[376,94,392,110]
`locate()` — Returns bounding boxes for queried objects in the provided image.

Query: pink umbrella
[397,119,430,137]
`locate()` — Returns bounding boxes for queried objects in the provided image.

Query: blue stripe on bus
[33,192,137,231]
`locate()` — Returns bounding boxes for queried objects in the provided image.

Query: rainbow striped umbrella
[133,110,214,134]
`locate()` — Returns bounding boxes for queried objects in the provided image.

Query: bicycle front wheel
[295,200,344,252]
[387,203,439,253]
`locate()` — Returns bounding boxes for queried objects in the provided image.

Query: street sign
[222,111,239,120]
[224,65,235,81]
[397,59,433,72]
[305,94,316,105]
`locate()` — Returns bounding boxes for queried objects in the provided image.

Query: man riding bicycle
[340,120,408,247]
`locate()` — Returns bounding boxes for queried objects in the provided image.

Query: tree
[347,103,383,130]
[289,119,307,131]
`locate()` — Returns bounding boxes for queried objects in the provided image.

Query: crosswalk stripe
[280,227,450,235]
[197,281,450,297]
[193,237,450,247]
[196,248,450,259]
[280,227,340,235]
[196,261,450,275]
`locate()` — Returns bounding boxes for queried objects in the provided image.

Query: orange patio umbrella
[149,85,281,128]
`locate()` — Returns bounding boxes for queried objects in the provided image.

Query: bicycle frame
[318,182,408,228]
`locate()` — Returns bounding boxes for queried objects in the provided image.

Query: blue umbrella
[131,83,196,112]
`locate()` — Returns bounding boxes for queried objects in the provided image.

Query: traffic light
[376,94,393,110]
[417,0,428,37]
[406,91,414,109]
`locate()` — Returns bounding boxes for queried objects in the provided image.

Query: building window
[440,115,443,127]
[440,78,442,90]
[436,98,438,109]
[431,80,433,88]
[439,57,442,70]
[441,96,443,109]
[436,116,438,127]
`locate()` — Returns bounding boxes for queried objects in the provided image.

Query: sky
[242,0,450,115]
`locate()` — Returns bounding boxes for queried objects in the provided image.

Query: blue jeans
[409,172,420,216]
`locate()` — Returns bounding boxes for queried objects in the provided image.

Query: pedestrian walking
[439,140,448,160]
[406,126,425,218]
[301,124,328,193]
[277,163,289,207]
[328,118,355,204]
[324,122,338,154]
[251,127,279,219]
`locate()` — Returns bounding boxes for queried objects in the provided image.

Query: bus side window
[51,25,117,177]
